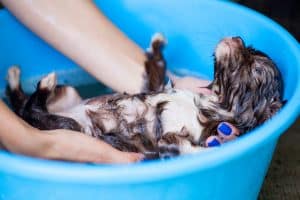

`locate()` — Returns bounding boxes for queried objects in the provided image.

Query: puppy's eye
[253,67,263,75]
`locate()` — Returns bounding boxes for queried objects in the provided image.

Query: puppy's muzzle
[215,36,245,59]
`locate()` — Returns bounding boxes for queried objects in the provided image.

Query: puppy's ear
[263,99,283,122]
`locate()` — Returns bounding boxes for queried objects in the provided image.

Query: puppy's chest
[147,90,204,141]
[103,90,205,143]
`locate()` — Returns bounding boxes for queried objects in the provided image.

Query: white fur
[148,90,204,143]
[40,72,57,90]
[56,104,98,136]
[7,66,20,90]
[151,32,166,44]
[179,139,205,154]
[118,98,147,123]
[47,86,82,113]
[147,32,166,53]
[215,41,230,60]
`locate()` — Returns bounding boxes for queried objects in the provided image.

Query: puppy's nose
[232,36,242,42]
[232,36,244,47]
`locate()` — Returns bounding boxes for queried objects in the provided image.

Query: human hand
[167,72,212,95]
[29,128,144,164]
[205,122,241,147]
[2,125,144,164]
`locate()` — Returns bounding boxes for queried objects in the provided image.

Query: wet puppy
[6,35,284,159]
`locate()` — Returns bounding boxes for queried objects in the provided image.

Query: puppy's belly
[55,90,204,153]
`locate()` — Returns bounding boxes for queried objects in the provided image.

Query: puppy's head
[211,37,284,132]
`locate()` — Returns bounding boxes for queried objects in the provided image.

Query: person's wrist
[3,122,50,158]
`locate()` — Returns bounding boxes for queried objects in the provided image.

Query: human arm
[1,0,146,94]
[1,0,220,95]
[0,0,238,160]
[0,100,143,163]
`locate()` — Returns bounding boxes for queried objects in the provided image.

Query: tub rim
[0,0,299,184]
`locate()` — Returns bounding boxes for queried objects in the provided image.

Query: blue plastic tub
[0,1,299,200]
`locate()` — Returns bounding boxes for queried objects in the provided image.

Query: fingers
[217,122,240,142]
[129,152,145,162]
[195,87,213,95]
[113,152,145,164]
[169,75,212,94]
[205,122,240,147]
[205,136,221,147]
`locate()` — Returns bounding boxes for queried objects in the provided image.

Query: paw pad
[7,65,21,90]
[151,32,166,45]
[40,72,57,91]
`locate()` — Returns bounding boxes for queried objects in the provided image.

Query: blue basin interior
[0,1,299,200]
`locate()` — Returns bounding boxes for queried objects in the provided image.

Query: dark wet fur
[86,94,161,154]
[143,37,166,92]
[200,37,284,139]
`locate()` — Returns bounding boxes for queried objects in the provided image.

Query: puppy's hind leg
[143,33,167,92]
[47,85,82,113]
[23,72,82,131]
[6,66,28,116]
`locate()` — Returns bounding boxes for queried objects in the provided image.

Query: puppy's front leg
[47,85,82,113]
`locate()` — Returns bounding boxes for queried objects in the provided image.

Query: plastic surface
[0,0,299,199]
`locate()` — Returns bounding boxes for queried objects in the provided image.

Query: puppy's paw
[158,143,180,159]
[146,33,166,54]
[151,33,167,52]
[151,32,167,45]
[158,134,180,159]
[39,72,57,91]
[7,65,21,90]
